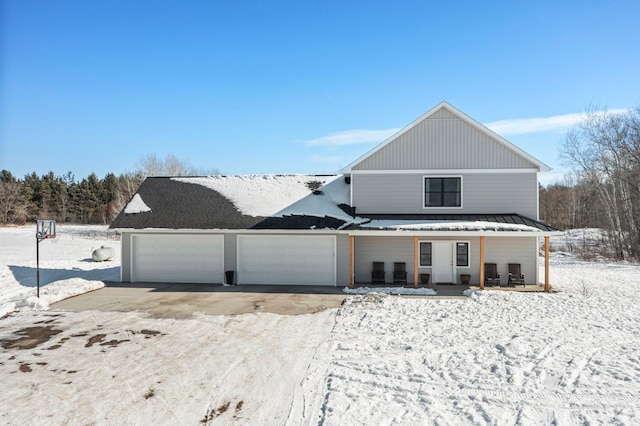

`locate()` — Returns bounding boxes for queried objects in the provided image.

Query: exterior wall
[120,231,538,287]
[224,233,238,284]
[352,113,538,170]
[415,237,476,284]
[352,171,538,218]
[353,235,538,285]
[336,234,351,286]
[121,232,132,282]
[120,231,344,285]
[485,236,538,285]
[354,236,416,284]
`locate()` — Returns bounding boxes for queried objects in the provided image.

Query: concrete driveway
[51,282,348,316]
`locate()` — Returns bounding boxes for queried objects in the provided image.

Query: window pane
[443,192,461,207]
[428,178,442,192]
[456,243,468,266]
[420,242,432,266]
[443,178,460,192]
[427,193,442,207]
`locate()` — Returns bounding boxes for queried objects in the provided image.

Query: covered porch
[346,232,556,293]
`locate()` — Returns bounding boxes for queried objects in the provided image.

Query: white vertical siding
[353,116,538,170]
[224,234,237,283]
[336,234,350,285]
[121,232,132,282]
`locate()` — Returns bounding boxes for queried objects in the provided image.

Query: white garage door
[132,234,224,283]
[238,235,336,286]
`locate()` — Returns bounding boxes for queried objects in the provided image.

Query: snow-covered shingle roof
[110,175,561,233]
[109,175,356,230]
[172,175,339,217]
[124,194,152,214]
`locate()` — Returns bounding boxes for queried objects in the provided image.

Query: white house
[110,102,561,290]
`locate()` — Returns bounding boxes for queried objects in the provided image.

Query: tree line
[2,111,638,262]
[540,105,640,260]
[0,154,218,225]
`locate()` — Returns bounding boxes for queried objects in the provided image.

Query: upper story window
[424,176,462,208]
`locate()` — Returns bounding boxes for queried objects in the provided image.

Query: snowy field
[2,226,640,424]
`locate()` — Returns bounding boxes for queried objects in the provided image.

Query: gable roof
[342,101,551,173]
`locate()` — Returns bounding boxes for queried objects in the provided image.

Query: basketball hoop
[36,219,57,298]
[36,219,56,240]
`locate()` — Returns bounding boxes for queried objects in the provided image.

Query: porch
[347,234,553,292]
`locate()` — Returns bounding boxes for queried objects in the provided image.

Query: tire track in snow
[324,365,640,408]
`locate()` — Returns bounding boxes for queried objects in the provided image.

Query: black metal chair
[371,262,385,283]
[393,262,407,284]
[508,263,525,287]
[484,263,501,287]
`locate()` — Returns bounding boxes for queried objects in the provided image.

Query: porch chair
[484,263,501,287]
[371,262,385,284]
[393,262,407,284]
[508,263,525,287]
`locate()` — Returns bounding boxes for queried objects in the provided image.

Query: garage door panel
[133,235,224,284]
[238,235,335,286]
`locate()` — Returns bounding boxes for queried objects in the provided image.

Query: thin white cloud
[485,109,628,136]
[302,128,401,146]
[301,109,629,152]
[309,154,343,164]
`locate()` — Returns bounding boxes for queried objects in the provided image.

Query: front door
[433,242,454,283]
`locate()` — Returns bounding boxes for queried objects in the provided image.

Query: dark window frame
[423,176,462,208]
[419,241,432,267]
[456,242,469,267]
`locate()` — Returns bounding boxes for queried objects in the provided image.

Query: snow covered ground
[2,226,640,424]
[304,257,640,424]
[0,225,336,424]
[0,225,119,317]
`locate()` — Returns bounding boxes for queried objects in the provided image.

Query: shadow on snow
[8,265,120,288]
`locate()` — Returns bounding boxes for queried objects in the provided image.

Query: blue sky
[1,1,639,185]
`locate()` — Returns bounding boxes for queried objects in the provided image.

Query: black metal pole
[36,238,40,298]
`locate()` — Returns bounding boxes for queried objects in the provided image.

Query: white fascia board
[351,168,539,175]
[115,228,563,237]
[346,230,562,237]
[116,228,233,234]
[341,101,551,174]
[117,228,346,235]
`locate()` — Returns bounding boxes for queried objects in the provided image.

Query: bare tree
[137,154,166,177]
[163,153,193,176]
[137,153,220,177]
[561,106,640,260]
[0,181,27,224]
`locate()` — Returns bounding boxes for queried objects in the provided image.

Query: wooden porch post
[414,236,419,288]
[479,236,485,290]
[349,235,355,288]
[544,236,550,293]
